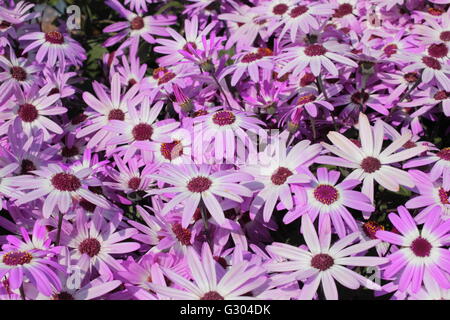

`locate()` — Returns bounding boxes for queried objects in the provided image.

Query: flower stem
[56,211,63,246]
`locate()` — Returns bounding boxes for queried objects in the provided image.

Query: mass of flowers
[0,0,449,301]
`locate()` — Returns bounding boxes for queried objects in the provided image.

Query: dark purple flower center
[422,56,441,70]
[187,177,212,193]
[171,223,191,245]
[45,31,64,44]
[434,90,449,100]
[297,94,316,105]
[440,31,450,42]
[314,184,339,205]
[71,113,88,125]
[428,7,444,16]
[304,44,327,56]
[212,111,236,126]
[108,109,125,121]
[362,221,384,239]
[383,44,398,57]
[428,43,448,58]
[52,292,75,300]
[360,157,381,173]
[10,66,27,81]
[160,140,183,160]
[438,187,450,205]
[403,140,417,149]
[130,17,144,30]
[351,91,370,104]
[271,167,293,185]
[410,237,432,257]
[20,159,36,174]
[201,291,224,300]
[404,72,419,83]
[128,177,141,190]
[79,198,96,212]
[273,4,289,15]
[79,238,101,257]
[333,3,353,18]
[18,103,38,122]
[300,73,315,87]
[241,52,262,63]
[132,123,153,141]
[157,72,176,85]
[0,21,12,30]
[51,173,81,191]
[311,253,334,271]
[290,5,308,18]
[182,41,197,54]
[61,145,79,158]
[2,251,33,266]
[437,147,450,161]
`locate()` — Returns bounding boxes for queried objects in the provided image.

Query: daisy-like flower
[192,108,266,163]
[404,146,450,189]
[0,85,64,140]
[0,238,63,296]
[25,275,121,300]
[266,215,387,300]
[63,212,140,280]
[4,121,58,175]
[376,206,450,293]
[0,161,22,209]
[413,11,450,45]
[19,29,86,66]
[154,15,217,67]
[152,128,192,164]
[332,84,390,118]
[103,0,175,53]
[280,85,339,122]
[105,97,180,163]
[243,137,321,222]
[148,164,253,227]
[283,167,374,237]
[220,47,274,85]
[277,41,358,77]
[13,163,110,218]
[317,112,428,205]
[77,73,142,151]
[115,54,148,89]
[403,54,450,91]
[218,3,270,50]
[104,155,157,194]
[408,270,450,300]
[276,2,334,42]
[406,170,450,222]
[0,49,41,103]
[146,243,267,300]
[398,85,450,117]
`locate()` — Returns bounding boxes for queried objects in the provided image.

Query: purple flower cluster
[0,0,449,300]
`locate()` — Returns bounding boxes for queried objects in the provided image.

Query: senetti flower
[376,206,450,293]
[13,163,110,217]
[146,243,267,300]
[19,30,86,66]
[149,164,253,227]
[266,215,388,300]
[63,212,140,280]
[277,41,358,77]
[406,170,450,222]
[243,138,321,222]
[0,85,64,140]
[104,0,175,53]
[0,0,449,301]
[318,113,428,204]
[284,167,374,237]
[77,73,141,151]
